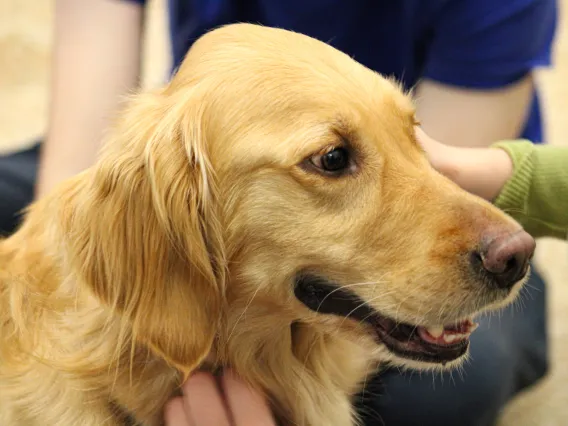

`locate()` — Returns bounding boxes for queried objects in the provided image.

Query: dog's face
[59,24,534,375]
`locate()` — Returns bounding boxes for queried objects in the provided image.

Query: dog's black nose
[471,230,536,289]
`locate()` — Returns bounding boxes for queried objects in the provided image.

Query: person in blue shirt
[0,0,557,424]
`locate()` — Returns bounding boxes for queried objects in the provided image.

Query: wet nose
[472,230,536,289]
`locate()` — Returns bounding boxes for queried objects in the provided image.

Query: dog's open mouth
[294,274,477,364]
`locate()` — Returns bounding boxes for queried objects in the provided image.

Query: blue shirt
[132,0,557,143]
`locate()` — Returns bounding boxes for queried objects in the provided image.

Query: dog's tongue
[417,319,478,346]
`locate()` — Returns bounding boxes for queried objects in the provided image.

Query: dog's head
[58,24,534,375]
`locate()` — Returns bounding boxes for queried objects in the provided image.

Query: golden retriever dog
[0,23,535,426]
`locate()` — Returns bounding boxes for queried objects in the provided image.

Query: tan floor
[1,1,567,424]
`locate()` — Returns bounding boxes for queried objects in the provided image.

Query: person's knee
[0,182,29,235]
[362,361,508,426]
[0,143,40,235]
[507,266,550,390]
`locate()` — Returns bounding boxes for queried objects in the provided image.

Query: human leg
[0,143,40,235]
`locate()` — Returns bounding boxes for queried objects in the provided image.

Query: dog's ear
[60,88,225,375]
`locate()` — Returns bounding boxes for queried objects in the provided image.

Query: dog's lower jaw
[375,344,469,373]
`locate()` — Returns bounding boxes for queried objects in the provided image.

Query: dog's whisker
[522,282,541,293]
[339,294,386,328]
[226,284,263,344]
[313,279,389,315]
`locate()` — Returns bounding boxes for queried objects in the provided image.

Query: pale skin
[415,77,533,148]
[415,127,514,201]
[39,0,530,422]
[36,0,143,197]
[164,371,276,426]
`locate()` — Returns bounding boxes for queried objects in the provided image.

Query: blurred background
[0,0,566,424]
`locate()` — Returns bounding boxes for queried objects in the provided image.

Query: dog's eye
[311,147,350,173]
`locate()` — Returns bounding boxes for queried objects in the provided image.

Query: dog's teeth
[426,325,444,338]
[443,334,457,343]
[442,333,468,344]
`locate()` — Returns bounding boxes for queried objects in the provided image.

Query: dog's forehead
[185,24,419,168]
[181,24,416,114]
[187,25,376,87]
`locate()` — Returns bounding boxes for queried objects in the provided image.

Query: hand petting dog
[165,370,276,426]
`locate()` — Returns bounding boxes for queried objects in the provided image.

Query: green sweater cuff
[492,140,568,240]
[492,140,534,218]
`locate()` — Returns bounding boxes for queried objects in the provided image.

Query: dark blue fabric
[0,143,40,236]
[131,0,557,143]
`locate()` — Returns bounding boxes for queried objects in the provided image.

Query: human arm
[416,128,568,240]
[35,0,144,197]
[493,140,568,239]
[414,0,556,147]
[415,77,533,148]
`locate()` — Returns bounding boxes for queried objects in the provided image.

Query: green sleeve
[491,140,568,240]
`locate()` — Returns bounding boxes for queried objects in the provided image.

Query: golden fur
[0,24,528,426]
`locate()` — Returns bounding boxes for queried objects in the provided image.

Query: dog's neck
[214,299,380,425]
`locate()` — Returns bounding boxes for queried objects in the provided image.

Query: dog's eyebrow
[331,117,358,145]
[409,116,421,140]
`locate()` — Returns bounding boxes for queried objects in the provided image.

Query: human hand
[414,126,461,179]
[164,370,276,426]
[414,126,513,201]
